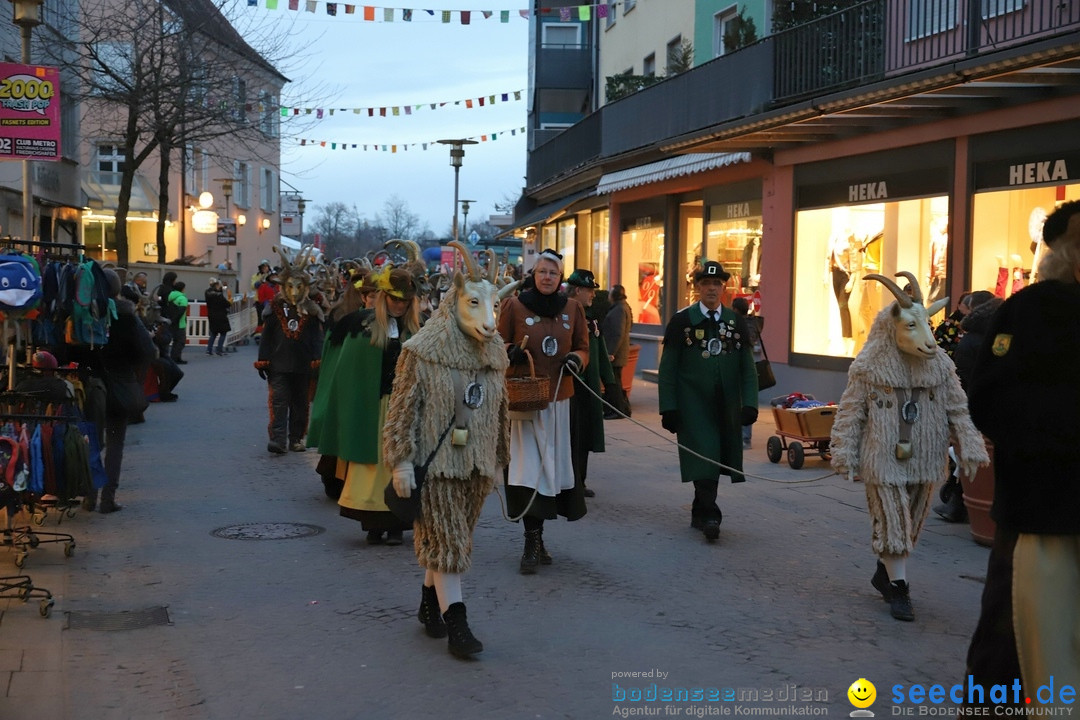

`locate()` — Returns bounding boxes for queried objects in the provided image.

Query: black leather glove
[741,406,759,425]
[507,345,528,365]
[563,353,583,375]
[661,410,680,434]
[257,368,269,381]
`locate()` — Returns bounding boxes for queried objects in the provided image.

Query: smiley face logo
[848,678,876,709]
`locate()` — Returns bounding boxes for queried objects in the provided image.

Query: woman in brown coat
[497,249,589,573]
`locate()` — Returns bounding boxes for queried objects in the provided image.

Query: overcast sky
[233,1,530,236]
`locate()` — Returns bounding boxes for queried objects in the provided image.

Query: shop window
[792,197,949,359]
[971,185,1080,295]
[706,200,762,309]
[556,218,576,272]
[620,220,664,324]
[590,210,610,291]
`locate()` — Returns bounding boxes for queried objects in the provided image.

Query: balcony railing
[527,0,1080,189]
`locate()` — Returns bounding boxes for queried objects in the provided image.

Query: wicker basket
[507,349,551,412]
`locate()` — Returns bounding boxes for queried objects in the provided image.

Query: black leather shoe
[175,359,188,365]
[267,442,287,454]
[583,486,595,498]
[385,530,403,546]
[99,503,123,514]
[366,530,385,545]
[702,519,720,541]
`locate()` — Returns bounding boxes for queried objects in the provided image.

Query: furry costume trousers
[267,371,311,445]
[1013,534,1080,700]
[864,482,933,556]
[414,473,492,574]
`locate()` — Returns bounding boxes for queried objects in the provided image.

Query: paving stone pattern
[0,344,992,719]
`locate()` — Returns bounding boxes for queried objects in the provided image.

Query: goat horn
[448,240,480,281]
[894,271,923,304]
[498,279,522,300]
[485,248,497,284]
[863,273,913,309]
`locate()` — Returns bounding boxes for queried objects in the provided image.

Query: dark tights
[523,516,544,532]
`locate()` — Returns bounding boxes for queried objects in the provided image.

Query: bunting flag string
[294,125,527,152]
[246,2,621,23]
[279,89,523,118]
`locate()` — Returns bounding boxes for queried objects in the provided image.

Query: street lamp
[297,198,308,241]
[459,199,476,242]
[10,0,42,245]
[437,139,477,245]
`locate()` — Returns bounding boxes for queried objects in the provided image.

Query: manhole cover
[67,606,171,631]
[211,522,325,540]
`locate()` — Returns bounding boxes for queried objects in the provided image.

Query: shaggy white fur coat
[830,306,988,487]
[382,285,510,573]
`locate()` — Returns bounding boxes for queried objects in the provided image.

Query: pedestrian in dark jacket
[204,277,232,356]
[85,269,155,514]
[965,200,1080,704]
[600,284,632,418]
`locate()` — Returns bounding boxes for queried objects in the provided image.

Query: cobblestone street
[0,344,993,719]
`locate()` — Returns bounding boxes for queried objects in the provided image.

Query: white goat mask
[863,271,948,360]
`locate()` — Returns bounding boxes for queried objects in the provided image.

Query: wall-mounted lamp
[259,217,271,234]
[237,213,247,227]
[198,190,214,209]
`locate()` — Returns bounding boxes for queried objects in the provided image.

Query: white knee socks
[432,571,463,614]
[881,554,907,583]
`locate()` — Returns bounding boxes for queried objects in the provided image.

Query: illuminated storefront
[969,121,1080,297]
[792,144,951,361]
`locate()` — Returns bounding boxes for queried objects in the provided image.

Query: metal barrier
[183,296,258,352]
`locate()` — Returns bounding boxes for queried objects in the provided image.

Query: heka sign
[0,63,61,161]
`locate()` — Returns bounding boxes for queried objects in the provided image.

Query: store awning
[596,152,751,195]
[80,175,158,216]
[497,187,596,238]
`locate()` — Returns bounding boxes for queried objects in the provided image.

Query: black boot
[933,487,968,523]
[871,561,893,602]
[536,526,552,565]
[417,585,447,639]
[520,529,540,574]
[442,602,483,658]
[889,580,914,621]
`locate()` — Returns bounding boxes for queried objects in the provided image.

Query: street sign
[0,63,61,162]
[468,230,480,244]
[751,290,762,314]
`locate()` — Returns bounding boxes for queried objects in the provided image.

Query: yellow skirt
[337,396,392,513]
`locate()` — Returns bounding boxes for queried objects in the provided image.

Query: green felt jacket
[658,303,758,483]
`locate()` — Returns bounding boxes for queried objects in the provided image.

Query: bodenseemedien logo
[849,678,877,717]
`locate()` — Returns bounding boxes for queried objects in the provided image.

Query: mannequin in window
[826,228,859,340]
[927,218,949,305]
[994,254,1027,298]
[638,265,661,324]
[741,235,761,292]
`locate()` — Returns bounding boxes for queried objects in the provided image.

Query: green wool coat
[307,310,402,464]
[658,303,758,483]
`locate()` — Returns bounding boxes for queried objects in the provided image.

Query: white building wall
[599,0,695,105]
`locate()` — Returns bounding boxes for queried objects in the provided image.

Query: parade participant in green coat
[658,261,759,542]
[306,265,421,546]
[565,269,617,499]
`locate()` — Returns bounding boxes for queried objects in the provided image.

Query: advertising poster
[216,218,237,246]
[0,63,61,162]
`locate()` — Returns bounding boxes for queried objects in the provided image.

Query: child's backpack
[68,259,113,346]
[0,252,42,313]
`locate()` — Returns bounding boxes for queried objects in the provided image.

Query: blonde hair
[370,290,421,348]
